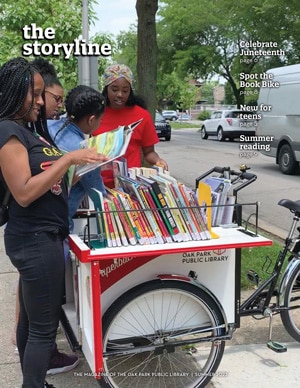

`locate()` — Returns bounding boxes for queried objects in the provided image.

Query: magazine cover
[2,2,298,388]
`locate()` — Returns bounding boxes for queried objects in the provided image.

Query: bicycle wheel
[280,261,300,341]
[100,279,225,388]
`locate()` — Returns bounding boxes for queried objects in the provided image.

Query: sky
[90,0,137,37]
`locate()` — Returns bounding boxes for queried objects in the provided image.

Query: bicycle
[69,166,300,388]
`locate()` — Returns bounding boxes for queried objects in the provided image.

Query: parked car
[178,113,192,121]
[200,109,256,141]
[155,111,171,141]
[162,110,179,121]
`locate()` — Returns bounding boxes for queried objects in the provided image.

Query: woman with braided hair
[0,57,108,388]
[11,58,81,377]
[47,84,107,223]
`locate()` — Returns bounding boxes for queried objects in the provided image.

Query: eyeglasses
[45,90,63,104]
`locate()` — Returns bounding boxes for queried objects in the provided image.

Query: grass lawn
[241,234,283,289]
[171,121,201,129]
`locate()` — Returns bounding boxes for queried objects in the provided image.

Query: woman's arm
[0,137,108,207]
[142,145,168,170]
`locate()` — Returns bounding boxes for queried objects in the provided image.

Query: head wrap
[103,64,134,87]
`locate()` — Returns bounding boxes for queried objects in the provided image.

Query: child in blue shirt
[48,85,107,230]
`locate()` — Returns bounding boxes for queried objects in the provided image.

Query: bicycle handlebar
[195,166,257,199]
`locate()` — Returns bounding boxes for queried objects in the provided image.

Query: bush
[198,110,211,121]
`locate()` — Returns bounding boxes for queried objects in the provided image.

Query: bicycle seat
[278,199,300,215]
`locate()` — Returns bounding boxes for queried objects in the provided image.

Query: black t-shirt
[0,120,69,237]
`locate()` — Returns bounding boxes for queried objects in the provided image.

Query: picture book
[220,195,236,225]
[108,197,129,246]
[138,184,172,243]
[136,175,183,242]
[197,181,219,239]
[89,188,108,248]
[110,187,148,245]
[87,171,212,248]
[150,174,191,241]
[181,185,211,240]
[203,176,231,226]
[75,118,143,177]
[106,188,137,246]
[117,175,164,244]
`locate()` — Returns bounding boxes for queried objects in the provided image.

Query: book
[108,197,129,246]
[220,195,236,225]
[112,157,128,188]
[75,119,143,177]
[181,185,211,240]
[154,172,194,241]
[138,184,172,243]
[151,174,191,241]
[197,181,219,239]
[104,198,123,247]
[177,182,203,240]
[89,188,108,248]
[111,188,148,245]
[102,197,117,247]
[131,197,157,244]
[106,189,137,245]
[167,181,196,241]
[136,175,183,242]
[117,176,164,244]
[204,177,231,226]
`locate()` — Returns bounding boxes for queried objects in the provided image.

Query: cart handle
[195,165,257,198]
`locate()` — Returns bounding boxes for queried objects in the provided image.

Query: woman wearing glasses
[31,58,64,119]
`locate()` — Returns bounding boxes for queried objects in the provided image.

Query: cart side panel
[100,249,236,324]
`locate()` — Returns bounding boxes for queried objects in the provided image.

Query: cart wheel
[280,261,300,341]
[99,279,225,388]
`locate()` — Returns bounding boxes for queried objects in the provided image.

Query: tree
[156,71,198,111]
[0,0,98,90]
[136,0,158,119]
[157,0,300,106]
[199,82,219,105]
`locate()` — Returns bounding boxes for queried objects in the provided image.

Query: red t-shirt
[93,105,159,187]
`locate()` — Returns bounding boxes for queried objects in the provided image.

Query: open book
[75,118,143,177]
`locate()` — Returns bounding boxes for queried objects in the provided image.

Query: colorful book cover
[118,176,165,244]
[136,175,182,242]
[139,185,172,243]
[108,197,129,246]
[197,182,219,239]
[106,189,137,246]
[151,175,191,241]
[75,118,143,177]
[89,188,108,248]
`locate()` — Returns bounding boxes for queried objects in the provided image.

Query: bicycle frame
[239,208,300,318]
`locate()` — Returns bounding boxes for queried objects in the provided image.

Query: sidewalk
[1,228,299,387]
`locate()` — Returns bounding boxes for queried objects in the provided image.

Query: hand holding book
[75,119,143,177]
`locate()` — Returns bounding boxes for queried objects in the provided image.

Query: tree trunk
[136,0,158,120]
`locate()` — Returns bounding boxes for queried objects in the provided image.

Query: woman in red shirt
[93,64,168,187]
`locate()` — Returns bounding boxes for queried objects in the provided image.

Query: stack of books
[197,176,235,227]
[89,168,211,248]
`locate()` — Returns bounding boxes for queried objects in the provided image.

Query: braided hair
[0,57,38,120]
[54,85,106,141]
[31,58,62,89]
